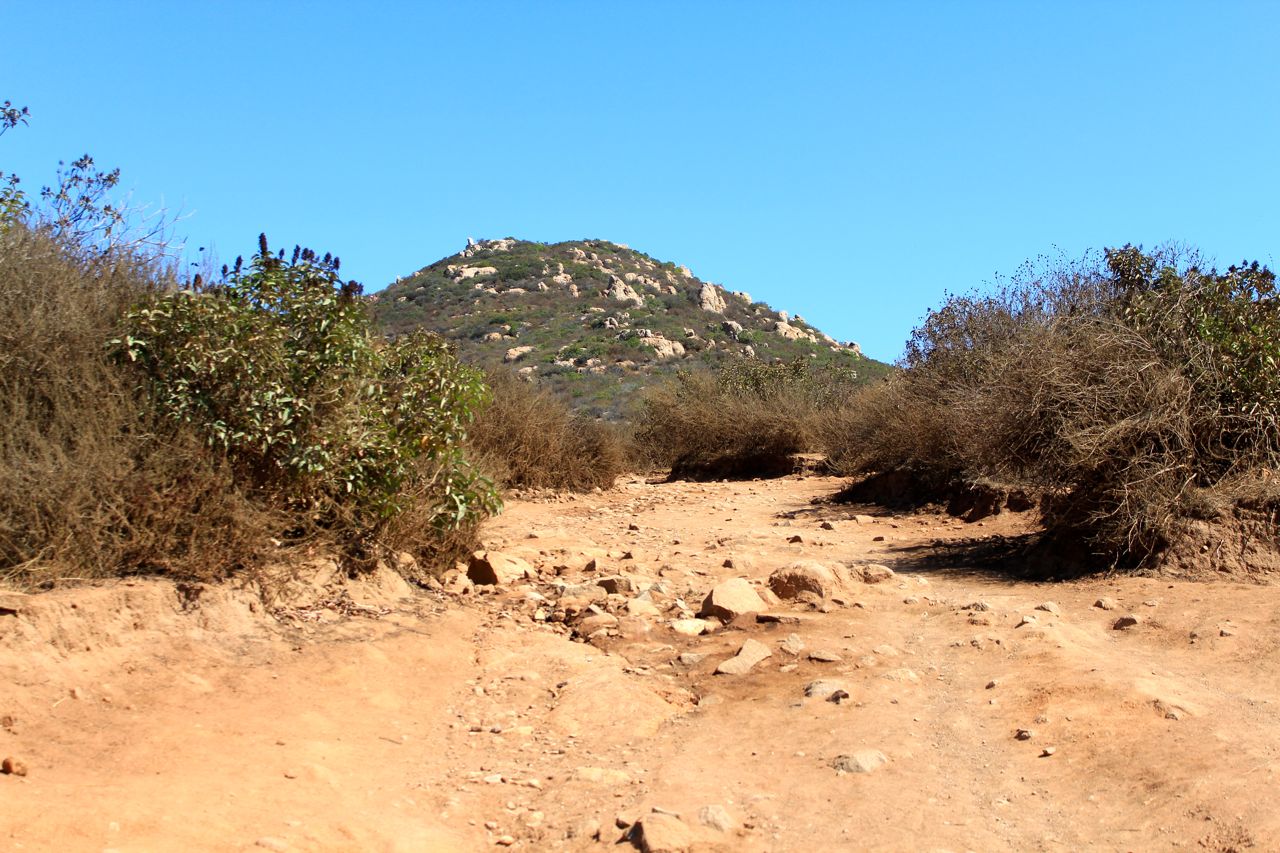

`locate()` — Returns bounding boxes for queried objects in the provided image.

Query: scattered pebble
[1,757,28,777]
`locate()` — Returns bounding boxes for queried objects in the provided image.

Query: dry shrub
[0,227,495,589]
[0,228,270,588]
[637,359,858,480]
[468,369,626,492]
[832,246,1280,569]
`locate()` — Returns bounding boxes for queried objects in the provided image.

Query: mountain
[371,238,890,416]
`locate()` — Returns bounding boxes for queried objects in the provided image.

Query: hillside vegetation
[833,246,1280,574]
[373,237,890,417]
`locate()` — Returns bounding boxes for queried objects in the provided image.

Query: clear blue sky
[3,1,1277,361]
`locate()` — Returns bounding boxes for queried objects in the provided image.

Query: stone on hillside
[859,564,896,584]
[607,275,644,307]
[641,334,686,360]
[630,812,692,853]
[698,283,727,314]
[774,320,815,342]
[830,750,889,774]
[504,345,534,363]
[451,264,498,280]
[769,561,839,600]
[467,551,534,585]
[699,578,767,622]
[715,638,772,675]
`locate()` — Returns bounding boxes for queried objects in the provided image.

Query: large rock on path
[769,561,840,600]
[468,551,535,585]
[630,812,693,853]
[699,578,766,622]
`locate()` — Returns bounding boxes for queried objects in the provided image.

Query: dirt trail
[3,474,1278,852]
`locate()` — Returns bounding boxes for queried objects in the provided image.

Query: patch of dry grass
[468,369,627,492]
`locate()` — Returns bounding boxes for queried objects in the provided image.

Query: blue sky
[3,1,1277,361]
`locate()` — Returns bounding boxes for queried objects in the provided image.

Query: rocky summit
[373,238,890,415]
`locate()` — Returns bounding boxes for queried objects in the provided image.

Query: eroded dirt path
[3,474,1278,851]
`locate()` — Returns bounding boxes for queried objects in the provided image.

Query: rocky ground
[2,474,1278,852]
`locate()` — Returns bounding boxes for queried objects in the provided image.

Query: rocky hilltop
[373,238,889,415]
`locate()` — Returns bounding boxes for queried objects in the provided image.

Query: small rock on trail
[715,638,772,675]
[831,750,889,774]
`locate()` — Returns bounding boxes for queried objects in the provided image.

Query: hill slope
[373,238,890,416]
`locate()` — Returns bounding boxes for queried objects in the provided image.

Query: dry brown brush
[468,369,627,492]
[637,358,861,480]
[830,246,1280,570]
[0,228,271,587]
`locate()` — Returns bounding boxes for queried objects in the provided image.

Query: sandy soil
[2,474,1277,852]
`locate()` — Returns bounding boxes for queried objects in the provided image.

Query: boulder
[670,618,713,637]
[607,276,644,307]
[768,561,839,600]
[698,283,727,314]
[596,576,634,595]
[641,334,686,360]
[630,812,692,853]
[504,345,534,363]
[858,564,896,584]
[698,578,767,622]
[467,551,534,585]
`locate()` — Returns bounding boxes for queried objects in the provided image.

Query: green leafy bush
[116,235,498,552]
